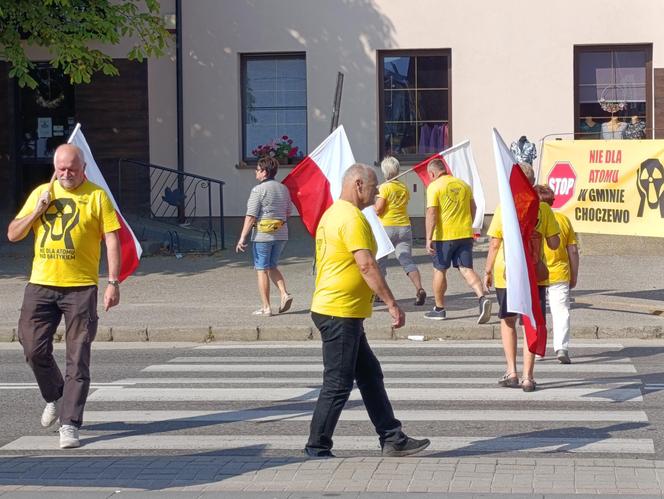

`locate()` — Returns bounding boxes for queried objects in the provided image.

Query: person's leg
[17,284,64,404]
[354,329,404,446]
[432,269,447,308]
[458,267,484,298]
[58,286,98,428]
[253,242,272,312]
[548,283,570,352]
[500,316,518,377]
[256,271,270,310]
[393,227,421,291]
[306,313,361,455]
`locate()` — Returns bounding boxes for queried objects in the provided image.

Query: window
[378,50,451,162]
[575,45,652,140]
[241,53,307,163]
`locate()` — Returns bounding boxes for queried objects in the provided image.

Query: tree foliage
[0,0,170,88]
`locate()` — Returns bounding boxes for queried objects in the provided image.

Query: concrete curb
[2,324,664,342]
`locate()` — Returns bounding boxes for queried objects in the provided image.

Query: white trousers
[547,282,570,352]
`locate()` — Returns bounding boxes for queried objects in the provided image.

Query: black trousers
[306,312,405,453]
[17,283,98,428]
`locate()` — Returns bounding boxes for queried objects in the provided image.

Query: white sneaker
[41,399,61,428]
[59,425,80,449]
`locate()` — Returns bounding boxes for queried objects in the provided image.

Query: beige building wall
[160,1,664,216]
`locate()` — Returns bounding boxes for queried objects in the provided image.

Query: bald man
[7,144,122,449]
[305,164,430,458]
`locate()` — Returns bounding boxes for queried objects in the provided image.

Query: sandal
[498,372,519,388]
[252,308,272,316]
[521,378,537,392]
[279,294,293,314]
[414,288,427,306]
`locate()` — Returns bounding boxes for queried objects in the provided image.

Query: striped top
[246,179,291,242]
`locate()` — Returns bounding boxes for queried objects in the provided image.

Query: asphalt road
[2,340,664,460]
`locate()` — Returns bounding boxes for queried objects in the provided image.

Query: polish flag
[492,128,546,355]
[282,126,394,259]
[411,141,486,234]
[68,124,142,282]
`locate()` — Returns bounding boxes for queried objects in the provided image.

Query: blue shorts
[432,238,473,270]
[253,240,286,270]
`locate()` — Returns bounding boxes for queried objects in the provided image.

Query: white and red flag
[492,128,546,355]
[68,124,142,282]
[282,126,394,259]
[411,141,486,234]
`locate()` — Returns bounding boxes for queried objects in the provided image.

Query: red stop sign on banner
[547,162,577,208]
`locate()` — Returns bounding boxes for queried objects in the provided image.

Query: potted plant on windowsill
[252,136,300,164]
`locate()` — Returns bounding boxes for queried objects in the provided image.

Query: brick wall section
[654,68,664,139]
[75,59,150,214]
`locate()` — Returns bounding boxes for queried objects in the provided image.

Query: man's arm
[483,237,501,290]
[567,244,579,289]
[425,206,437,255]
[7,191,51,242]
[374,197,387,217]
[353,248,405,328]
[103,230,121,311]
[546,234,560,250]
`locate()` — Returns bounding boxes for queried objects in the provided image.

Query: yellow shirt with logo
[17,180,121,287]
[487,202,560,289]
[544,211,577,284]
[311,200,377,318]
[426,175,474,241]
[377,180,410,227]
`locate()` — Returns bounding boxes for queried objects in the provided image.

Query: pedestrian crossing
[0,341,655,457]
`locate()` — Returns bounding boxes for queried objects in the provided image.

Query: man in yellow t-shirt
[535,185,580,365]
[306,164,430,459]
[424,158,491,323]
[483,162,560,393]
[7,144,121,449]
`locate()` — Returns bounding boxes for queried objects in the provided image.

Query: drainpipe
[176,0,185,223]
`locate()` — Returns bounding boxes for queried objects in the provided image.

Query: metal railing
[117,159,225,252]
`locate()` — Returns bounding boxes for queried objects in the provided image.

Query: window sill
[235,158,304,169]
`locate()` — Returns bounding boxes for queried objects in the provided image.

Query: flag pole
[66,123,82,144]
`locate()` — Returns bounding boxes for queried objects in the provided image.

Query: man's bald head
[340,163,378,209]
[53,144,86,191]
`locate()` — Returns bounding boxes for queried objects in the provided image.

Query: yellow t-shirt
[426,175,474,241]
[377,180,410,227]
[487,202,560,288]
[17,180,121,287]
[544,211,577,284]
[311,200,377,318]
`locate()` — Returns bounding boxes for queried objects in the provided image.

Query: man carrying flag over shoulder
[483,144,560,392]
[7,143,122,449]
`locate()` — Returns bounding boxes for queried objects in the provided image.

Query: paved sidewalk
[1,223,663,342]
[3,455,664,496]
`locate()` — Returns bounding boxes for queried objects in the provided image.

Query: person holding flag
[7,143,122,449]
[483,162,560,392]
[424,158,492,323]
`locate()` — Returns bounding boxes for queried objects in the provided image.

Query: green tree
[0,0,170,88]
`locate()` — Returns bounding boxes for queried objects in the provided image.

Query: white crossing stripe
[87,387,643,402]
[168,355,631,364]
[143,363,637,373]
[112,377,640,386]
[1,435,652,454]
[83,409,648,423]
[195,342,624,350]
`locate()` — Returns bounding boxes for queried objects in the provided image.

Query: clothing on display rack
[601,120,626,140]
[622,117,646,140]
[579,118,602,139]
[418,123,448,154]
